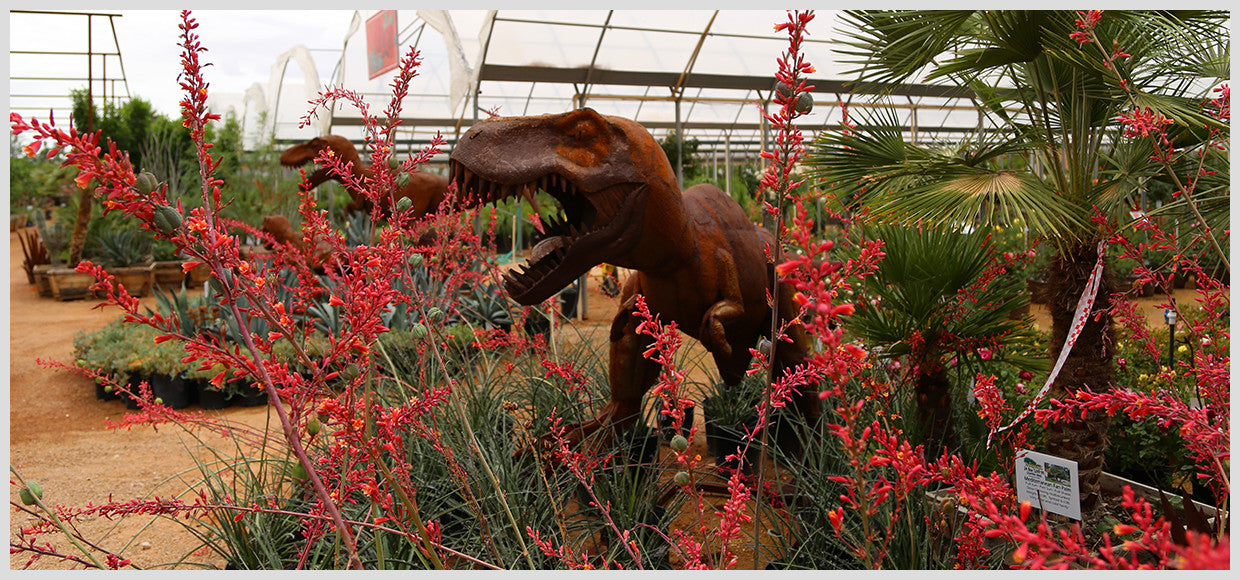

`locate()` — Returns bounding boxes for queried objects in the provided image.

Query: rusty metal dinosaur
[447,108,817,448]
[280,135,450,216]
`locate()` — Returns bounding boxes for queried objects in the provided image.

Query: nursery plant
[808,9,1229,520]
[844,223,1041,452]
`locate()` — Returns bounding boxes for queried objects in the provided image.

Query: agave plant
[458,283,515,331]
[92,226,155,268]
[809,9,1229,519]
[846,224,1040,452]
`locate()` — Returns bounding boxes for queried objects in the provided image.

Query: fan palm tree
[848,223,1040,453]
[808,10,1229,520]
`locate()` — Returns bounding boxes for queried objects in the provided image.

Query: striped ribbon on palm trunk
[987,241,1106,448]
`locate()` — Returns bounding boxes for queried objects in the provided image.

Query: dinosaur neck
[308,143,371,191]
[612,183,698,275]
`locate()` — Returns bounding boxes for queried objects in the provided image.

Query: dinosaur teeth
[530,236,566,263]
[503,270,525,291]
[460,167,474,197]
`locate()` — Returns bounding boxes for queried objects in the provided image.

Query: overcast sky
[8,10,357,121]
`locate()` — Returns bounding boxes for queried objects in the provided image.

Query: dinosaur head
[449,108,678,305]
[279,135,360,168]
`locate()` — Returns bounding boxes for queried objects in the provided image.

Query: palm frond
[848,224,1038,368]
[836,10,979,87]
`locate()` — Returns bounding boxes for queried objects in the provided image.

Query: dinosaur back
[681,182,777,313]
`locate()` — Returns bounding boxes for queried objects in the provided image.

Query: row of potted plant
[20,208,211,301]
[73,316,267,411]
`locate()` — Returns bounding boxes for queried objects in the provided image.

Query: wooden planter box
[45,266,100,301]
[187,262,212,286]
[1100,471,1227,526]
[32,264,55,298]
[149,261,187,288]
[109,266,153,297]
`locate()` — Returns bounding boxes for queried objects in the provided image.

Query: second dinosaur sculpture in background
[280,135,450,216]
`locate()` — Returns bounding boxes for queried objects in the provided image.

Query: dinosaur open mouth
[448,162,643,305]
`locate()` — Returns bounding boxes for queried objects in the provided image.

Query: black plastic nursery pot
[657,402,694,442]
[230,385,270,407]
[769,410,804,459]
[123,375,148,410]
[625,428,661,483]
[559,283,579,318]
[702,397,759,474]
[149,373,194,409]
[193,380,232,410]
[707,422,759,474]
[94,378,121,401]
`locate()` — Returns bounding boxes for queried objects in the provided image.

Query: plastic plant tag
[1015,449,1081,520]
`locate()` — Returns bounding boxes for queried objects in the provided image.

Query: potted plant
[113,323,160,409]
[186,362,232,410]
[91,227,155,297]
[17,227,48,286]
[702,375,762,473]
[147,338,194,409]
[458,283,515,331]
[230,381,269,407]
[187,260,212,286]
[579,424,673,569]
[30,212,95,300]
[149,239,188,287]
[74,320,130,401]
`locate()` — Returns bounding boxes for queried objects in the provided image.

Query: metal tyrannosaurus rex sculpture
[447,108,818,447]
[281,135,450,216]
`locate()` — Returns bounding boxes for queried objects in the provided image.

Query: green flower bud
[774,82,812,113]
[408,253,424,268]
[426,307,444,323]
[670,434,689,452]
[340,363,361,383]
[794,92,813,114]
[411,323,429,340]
[673,471,690,486]
[306,418,322,436]
[154,397,164,405]
[152,204,183,234]
[387,156,400,171]
[135,171,159,194]
[395,196,413,212]
[289,462,308,480]
[208,269,233,296]
[396,173,410,189]
[103,385,113,393]
[19,481,43,505]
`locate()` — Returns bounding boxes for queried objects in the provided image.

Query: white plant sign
[1014,449,1081,520]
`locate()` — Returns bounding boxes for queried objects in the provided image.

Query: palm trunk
[67,188,94,266]
[1043,241,1115,522]
[915,363,954,455]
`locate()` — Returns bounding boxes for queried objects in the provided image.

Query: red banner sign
[366,10,399,80]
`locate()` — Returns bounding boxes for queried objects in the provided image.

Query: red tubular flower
[827,507,844,531]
